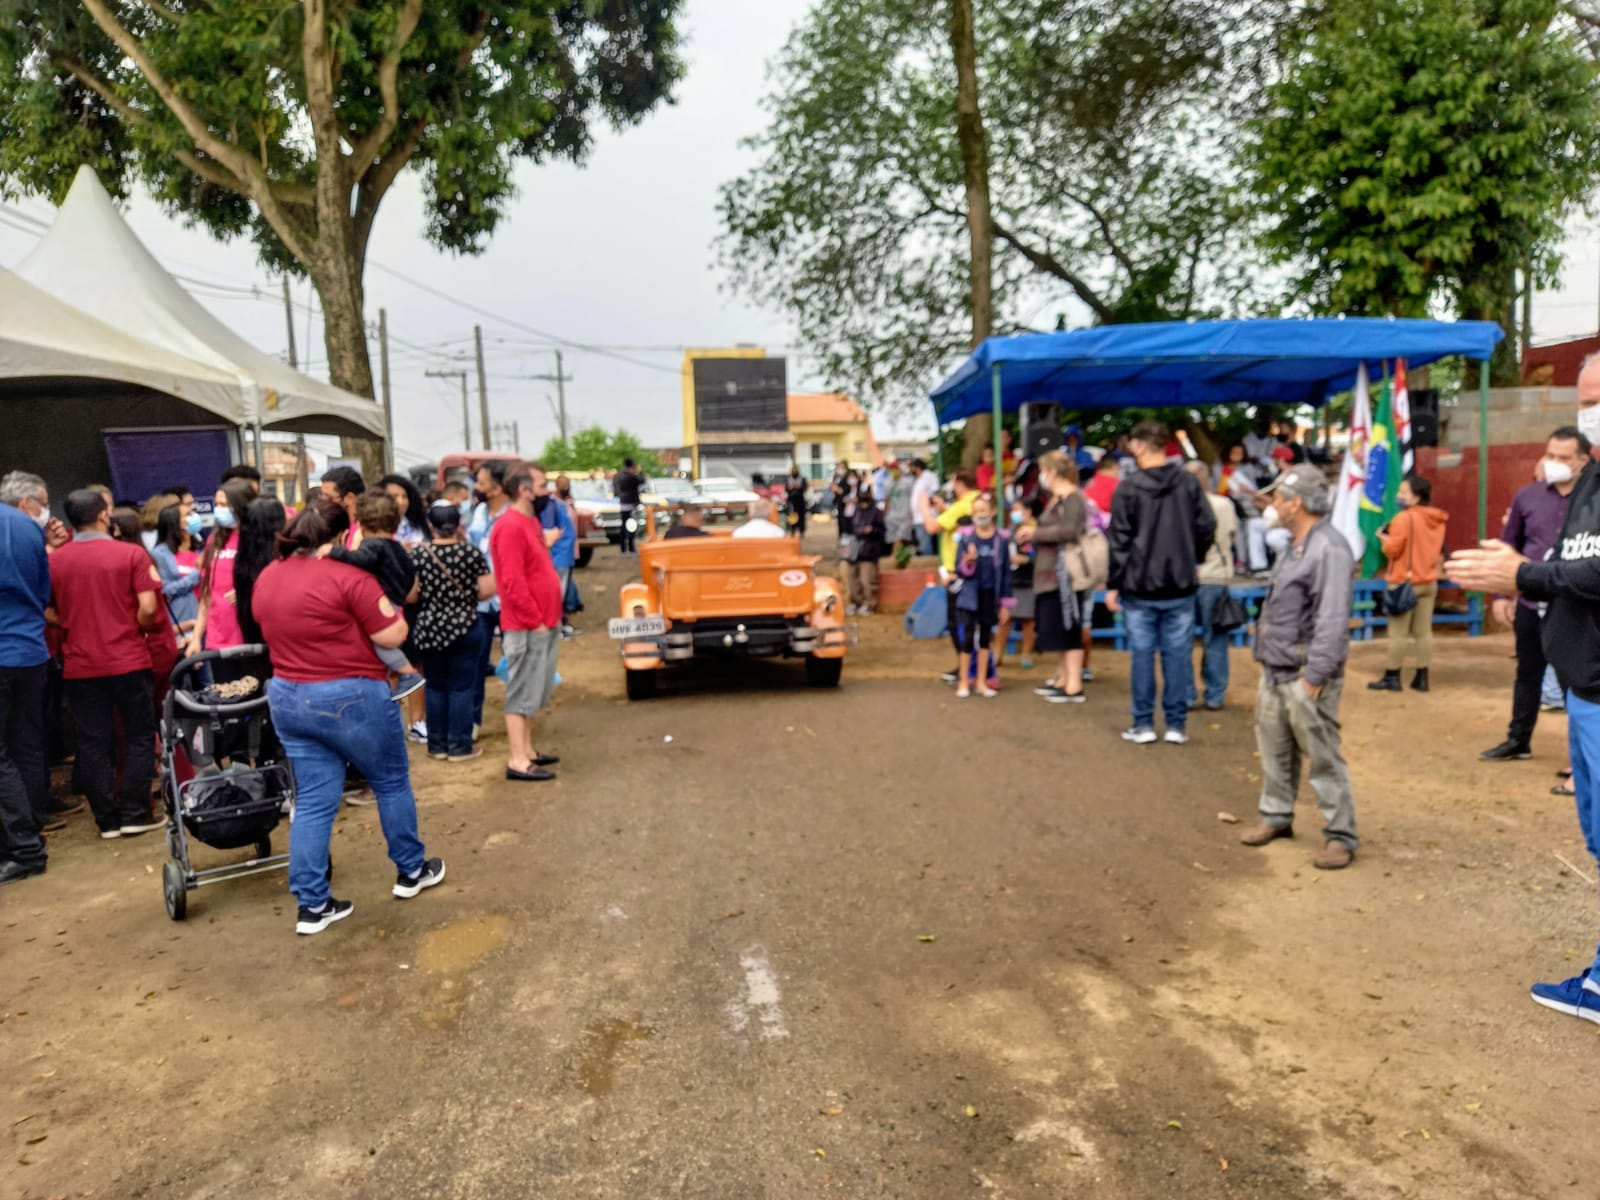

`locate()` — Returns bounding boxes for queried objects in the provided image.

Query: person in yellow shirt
[924,468,980,683]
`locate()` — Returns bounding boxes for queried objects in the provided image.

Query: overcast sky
[3,0,1600,470]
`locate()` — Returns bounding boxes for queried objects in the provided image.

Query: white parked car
[692,478,760,518]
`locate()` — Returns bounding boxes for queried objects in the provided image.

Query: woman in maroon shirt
[251,500,445,936]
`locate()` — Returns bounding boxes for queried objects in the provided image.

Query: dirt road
[3,539,1597,1199]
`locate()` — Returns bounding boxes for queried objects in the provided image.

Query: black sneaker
[1480,739,1533,762]
[1080,669,1095,683]
[1045,690,1086,704]
[940,670,959,685]
[1034,681,1062,696]
[393,857,446,899]
[119,817,166,836]
[295,898,354,935]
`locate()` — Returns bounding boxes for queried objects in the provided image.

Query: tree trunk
[311,245,385,483]
[950,0,994,469]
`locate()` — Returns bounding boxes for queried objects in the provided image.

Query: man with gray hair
[733,498,786,539]
[1239,464,1359,870]
[0,471,56,882]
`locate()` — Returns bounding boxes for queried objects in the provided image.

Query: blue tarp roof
[928,317,1505,424]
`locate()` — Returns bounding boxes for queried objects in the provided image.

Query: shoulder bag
[1383,513,1418,616]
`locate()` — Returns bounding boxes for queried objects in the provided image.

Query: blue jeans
[268,676,426,910]
[1566,692,1600,975]
[419,619,487,757]
[1188,585,1231,709]
[915,526,936,556]
[472,610,499,728]
[1123,594,1196,731]
[1543,665,1565,710]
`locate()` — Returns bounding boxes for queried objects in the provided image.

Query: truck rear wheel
[625,669,659,701]
[805,655,842,688]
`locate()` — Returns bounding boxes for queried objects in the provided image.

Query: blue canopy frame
[928,317,1505,537]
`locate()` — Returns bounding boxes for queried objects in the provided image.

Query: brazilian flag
[1358,376,1403,578]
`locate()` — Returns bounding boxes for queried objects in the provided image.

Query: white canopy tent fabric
[0,264,242,417]
[16,166,386,439]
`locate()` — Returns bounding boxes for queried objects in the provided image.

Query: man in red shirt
[48,489,164,839]
[1083,453,1120,518]
[489,467,564,782]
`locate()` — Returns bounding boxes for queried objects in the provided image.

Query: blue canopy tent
[928,317,1505,536]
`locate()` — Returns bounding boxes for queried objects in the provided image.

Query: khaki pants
[1255,675,1358,849]
[1385,582,1438,669]
[846,560,880,610]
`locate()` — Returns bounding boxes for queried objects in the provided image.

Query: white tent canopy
[16,166,385,439]
[0,264,242,417]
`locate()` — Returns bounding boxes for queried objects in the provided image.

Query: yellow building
[787,393,882,482]
[679,347,793,480]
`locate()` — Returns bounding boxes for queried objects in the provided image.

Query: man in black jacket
[1449,356,1600,1024]
[1106,420,1217,746]
[612,458,644,554]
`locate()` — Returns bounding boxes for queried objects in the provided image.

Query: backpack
[1058,527,1110,593]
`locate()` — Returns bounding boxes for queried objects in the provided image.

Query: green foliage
[539,427,657,474]
[719,0,1284,411]
[1249,0,1600,328]
[0,0,684,391]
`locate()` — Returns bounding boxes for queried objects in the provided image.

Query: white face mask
[1262,503,1283,529]
[1578,404,1600,446]
[1544,459,1575,486]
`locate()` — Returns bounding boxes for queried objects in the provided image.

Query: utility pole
[525,351,574,442]
[378,307,395,474]
[474,324,491,450]
[282,277,298,368]
[426,368,471,448]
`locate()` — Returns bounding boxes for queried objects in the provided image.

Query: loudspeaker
[1410,388,1439,448]
[1021,402,1063,457]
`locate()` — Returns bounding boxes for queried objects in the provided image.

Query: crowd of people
[0,456,577,934]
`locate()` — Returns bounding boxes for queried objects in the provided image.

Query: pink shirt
[201,530,244,649]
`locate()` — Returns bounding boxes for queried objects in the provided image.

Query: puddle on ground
[417,913,509,975]
[578,1017,654,1095]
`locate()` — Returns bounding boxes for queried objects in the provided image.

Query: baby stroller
[159,644,295,921]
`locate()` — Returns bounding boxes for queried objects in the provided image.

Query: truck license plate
[609,616,666,639]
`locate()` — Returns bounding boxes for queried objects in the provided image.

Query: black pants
[1508,603,1549,745]
[65,671,156,833]
[619,506,637,553]
[947,589,962,659]
[0,663,48,867]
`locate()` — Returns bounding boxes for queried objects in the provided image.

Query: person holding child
[328,492,425,702]
[953,493,1013,698]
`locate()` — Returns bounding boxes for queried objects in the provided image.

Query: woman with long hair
[151,504,201,633]
[1029,450,1090,704]
[185,479,255,675]
[233,496,288,647]
[251,499,443,935]
[379,473,431,547]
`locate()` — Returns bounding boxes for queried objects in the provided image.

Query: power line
[367,258,683,377]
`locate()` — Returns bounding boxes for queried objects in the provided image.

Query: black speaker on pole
[1410,388,1440,448]
[1021,402,1063,457]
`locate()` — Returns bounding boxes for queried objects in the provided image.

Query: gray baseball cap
[1259,465,1330,504]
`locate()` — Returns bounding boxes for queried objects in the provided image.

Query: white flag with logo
[1331,363,1371,560]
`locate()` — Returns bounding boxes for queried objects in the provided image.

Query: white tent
[16,166,386,439]
[0,264,242,417]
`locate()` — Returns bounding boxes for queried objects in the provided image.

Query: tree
[539,426,656,473]
[948,0,995,466]
[719,0,1279,412]
[1248,0,1600,378]
[0,1,684,403]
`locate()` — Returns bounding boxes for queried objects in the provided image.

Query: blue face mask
[184,513,204,536]
[213,508,237,529]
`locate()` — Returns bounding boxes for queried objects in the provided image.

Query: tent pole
[990,362,1003,510]
[1477,357,1490,543]
[935,412,945,481]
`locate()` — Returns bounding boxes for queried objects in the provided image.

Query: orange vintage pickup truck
[611,524,850,700]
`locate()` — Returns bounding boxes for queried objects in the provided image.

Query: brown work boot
[1239,821,1293,846]
[1312,840,1354,870]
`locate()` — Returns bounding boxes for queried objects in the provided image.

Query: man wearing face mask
[0,472,56,882]
[1449,357,1600,1023]
[1478,427,1590,761]
[1239,465,1358,870]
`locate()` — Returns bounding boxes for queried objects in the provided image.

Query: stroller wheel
[162,860,188,922]
[255,837,272,860]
